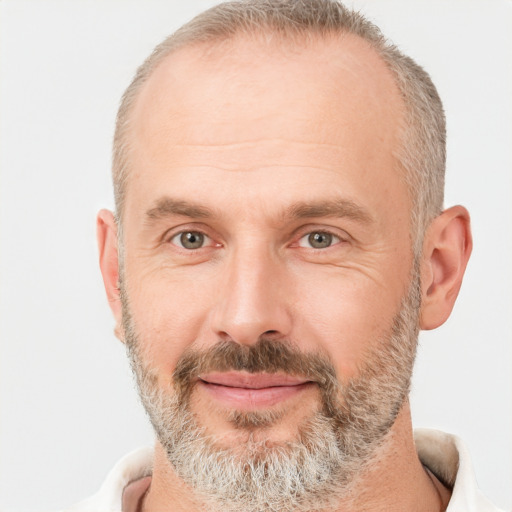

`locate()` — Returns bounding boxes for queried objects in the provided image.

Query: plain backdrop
[1,0,511,510]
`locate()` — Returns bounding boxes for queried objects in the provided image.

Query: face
[118,34,418,509]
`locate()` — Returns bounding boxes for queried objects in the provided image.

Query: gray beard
[122,274,420,512]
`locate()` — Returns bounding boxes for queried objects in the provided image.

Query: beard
[122,271,421,512]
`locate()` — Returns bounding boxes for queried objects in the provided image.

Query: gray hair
[113,0,445,251]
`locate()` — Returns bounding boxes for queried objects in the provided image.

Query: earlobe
[97,209,124,341]
[419,205,472,330]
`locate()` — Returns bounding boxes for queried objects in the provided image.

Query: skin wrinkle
[127,40,400,186]
[157,140,365,149]
[112,9,447,243]
[137,244,394,295]
[128,150,384,178]
[122,260,421,512]
[100,14,459,511]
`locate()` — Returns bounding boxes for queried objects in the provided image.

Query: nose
[210,246,292,345]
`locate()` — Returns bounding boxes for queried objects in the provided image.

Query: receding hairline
[118,28,407,208]
[134,28,402,105]
[113,0,446,251]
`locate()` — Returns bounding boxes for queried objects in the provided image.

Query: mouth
[197,371,314,409]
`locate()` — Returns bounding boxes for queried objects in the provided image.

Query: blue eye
[171,231,209,249]
[298,231,340,249]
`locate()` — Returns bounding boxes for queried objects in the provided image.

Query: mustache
[172,338,340,406]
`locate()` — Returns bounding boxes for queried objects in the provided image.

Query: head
[97,1,472,511]
[113,0,447,250]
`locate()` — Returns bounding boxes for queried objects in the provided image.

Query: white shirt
[64,429,504,512]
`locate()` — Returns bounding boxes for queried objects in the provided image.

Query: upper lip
[199,372,310,389]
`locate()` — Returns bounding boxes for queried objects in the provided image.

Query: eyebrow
[145,197,373,224]
[146,198,214,221]
[286,199,373,224]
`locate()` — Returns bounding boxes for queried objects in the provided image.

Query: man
[69,0,502,510]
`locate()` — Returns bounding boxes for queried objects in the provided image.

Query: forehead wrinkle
[166,139,353,149]
[132,139,371,176]
[131,33,403,148]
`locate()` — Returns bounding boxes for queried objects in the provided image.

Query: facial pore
[122,267,421,512]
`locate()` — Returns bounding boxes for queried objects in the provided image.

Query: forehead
[131,33,403,146]
[125,32,406,216]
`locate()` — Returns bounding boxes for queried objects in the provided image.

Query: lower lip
[198,381,313,409]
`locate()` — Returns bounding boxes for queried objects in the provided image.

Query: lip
[198,372,313,409]
[200,371,309,388]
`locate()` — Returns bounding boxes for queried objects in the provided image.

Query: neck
[143,402,451,512]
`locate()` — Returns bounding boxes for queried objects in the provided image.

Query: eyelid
[162,224,219,247]
[170,231,212,249]
[298,231,340,249]
[292,225,351,246]
[161,224,350,250]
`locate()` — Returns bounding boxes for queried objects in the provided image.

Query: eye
[171,231,210,250]
[298,231,341,249]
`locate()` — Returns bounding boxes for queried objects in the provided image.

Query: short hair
[113,0,445,252]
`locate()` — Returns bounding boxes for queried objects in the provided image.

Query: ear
[97,209,124,342]
[419,205,472,330]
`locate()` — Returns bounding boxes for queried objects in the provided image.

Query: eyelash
[296,230,343,249]
[167,230,216,250]
[164,227,348,251]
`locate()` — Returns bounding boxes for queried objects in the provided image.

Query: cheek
[124,265,219,377]
[291,268,405,379]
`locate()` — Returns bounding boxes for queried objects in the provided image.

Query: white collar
[414,429,503,512]
[67,429,503,512]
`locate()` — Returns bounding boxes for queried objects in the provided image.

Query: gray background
[1,0,511,510]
